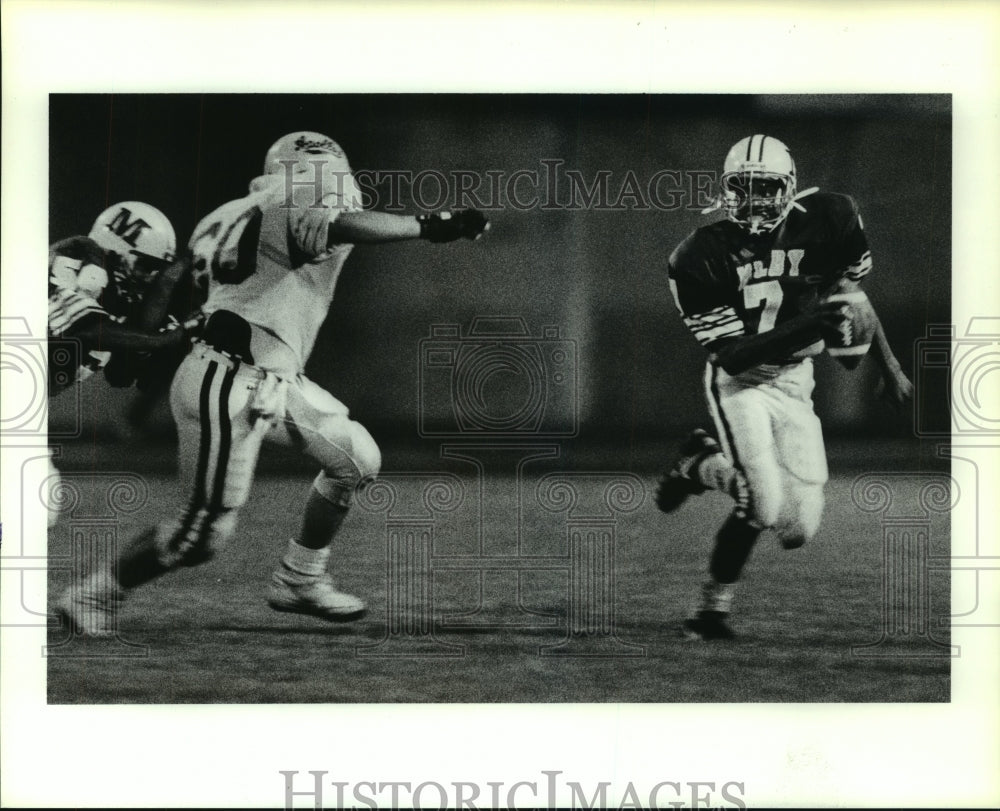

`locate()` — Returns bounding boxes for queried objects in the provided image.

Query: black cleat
[655,429,721,513]
[681,610,735,641]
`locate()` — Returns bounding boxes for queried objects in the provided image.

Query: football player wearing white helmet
[57,131,489,635]
[46,202,201,526]
[88,200,177,284]
[48,202,193,393]
[657,135,913,641]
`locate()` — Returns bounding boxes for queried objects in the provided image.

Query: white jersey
[189,170,363,371]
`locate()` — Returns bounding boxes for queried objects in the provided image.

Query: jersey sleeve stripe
[49,297,103,320]
[49,288,101,312]
[682,303,746,345]
[696,311,741,325]
[48,290,106,336]
[689,320,746,345]
[682,306,740,327]
[844,251,872,280]
[49,309,103,336]
[50,297,102,322]
[49,304,104,328]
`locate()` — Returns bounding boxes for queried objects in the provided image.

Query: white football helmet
[720,135,798,234]
[261,131,354,202]
[88,201,176,283]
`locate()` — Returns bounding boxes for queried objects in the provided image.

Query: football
[824,290,878,369]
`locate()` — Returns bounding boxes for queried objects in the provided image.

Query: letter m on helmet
[89,201,177,267]
[106,207,152,248]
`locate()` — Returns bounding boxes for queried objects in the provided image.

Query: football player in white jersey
[657,135,913,641]
[47,202,199,526]
[57,131,489,634]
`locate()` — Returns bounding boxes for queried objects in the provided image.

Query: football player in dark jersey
[656,135,913,640]
[48,203,183,394]
[47,202,201,524]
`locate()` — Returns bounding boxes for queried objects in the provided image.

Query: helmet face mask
[718,135,797,234]
[721,171,794,233]
[128,251,172,285]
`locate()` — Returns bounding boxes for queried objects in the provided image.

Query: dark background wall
[48,94,950,450]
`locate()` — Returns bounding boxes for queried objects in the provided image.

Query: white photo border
[2,1,998,808]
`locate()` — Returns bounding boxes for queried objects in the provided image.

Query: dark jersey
[47,236,140,395]
[668,192,871,353]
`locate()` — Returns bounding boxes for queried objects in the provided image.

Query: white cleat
[55,573,124,638]
[267,565,366,622]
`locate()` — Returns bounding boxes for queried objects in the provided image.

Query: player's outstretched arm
[72,318,194,355]
[870,315,914,409]
[137,252,194,331]
[829,278,913,409]
[327,209,489,245]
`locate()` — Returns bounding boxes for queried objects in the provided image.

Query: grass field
[46,465,951,704]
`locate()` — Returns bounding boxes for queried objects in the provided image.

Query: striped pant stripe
[703,362,753,519]
[166,358,239,565]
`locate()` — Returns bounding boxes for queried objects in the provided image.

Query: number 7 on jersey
[743,280,783,333]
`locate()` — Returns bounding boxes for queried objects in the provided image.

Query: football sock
[695,453,740,499]
[697,579,736,614]
[116,527,171,589]
[282,537,331,578]
[297,475,350,550]
[709,511,762,584]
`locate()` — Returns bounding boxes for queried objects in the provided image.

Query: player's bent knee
[350,423,382,482]
[778,486,824,549]
[320,421,381,481]
[311,422,382,508]
[779,531,808,550]
[778,520,818,550]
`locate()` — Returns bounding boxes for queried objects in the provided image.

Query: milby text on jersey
[668,192,872,347]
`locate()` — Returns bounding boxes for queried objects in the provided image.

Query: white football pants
[154,342,381,567]
[704,358,827,545]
